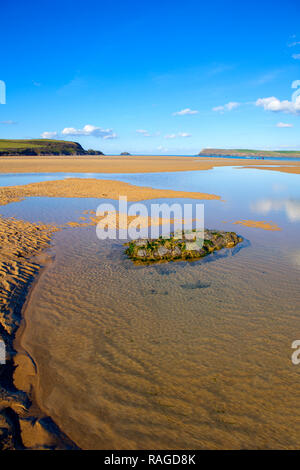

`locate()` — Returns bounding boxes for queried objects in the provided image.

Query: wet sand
[0,175,219,449]
[19,226,300,449]
[1,158,299,449]
[232,220,281,231]
[0,155,299,174]
[242,166,300,175]
[0,177,220,207]
[0,215,77,449]
[0,206,182,449]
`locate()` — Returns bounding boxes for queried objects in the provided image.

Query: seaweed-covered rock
[125,229,243,263]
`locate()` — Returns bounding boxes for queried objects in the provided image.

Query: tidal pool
[1,166,300,449]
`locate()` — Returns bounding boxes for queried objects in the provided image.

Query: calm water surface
[1,167,300,449]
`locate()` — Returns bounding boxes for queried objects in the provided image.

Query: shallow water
[1,167,300,449]
[1,167,300,230]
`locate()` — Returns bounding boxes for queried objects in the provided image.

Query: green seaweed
[124,229,243,264]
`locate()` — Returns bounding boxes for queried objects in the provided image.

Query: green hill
[0,139,104,156]
[199,148,300,157]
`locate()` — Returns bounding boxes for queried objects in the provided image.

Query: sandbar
[0,155,300,174]
[233,220,281,231]
[0,177,220,207]
[241,165,300,175]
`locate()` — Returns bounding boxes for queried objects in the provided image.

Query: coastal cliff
[0,139,104,156]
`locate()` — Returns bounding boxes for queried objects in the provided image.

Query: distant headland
[0,139,104,156]
[199,148,300,158]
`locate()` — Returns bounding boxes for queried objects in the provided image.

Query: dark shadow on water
[180,280,211,290]
[190,237,251,267]
[153,266,177,276]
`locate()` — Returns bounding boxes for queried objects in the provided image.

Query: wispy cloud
[276,122,293,128]
[292,54,300,60]
[136,129,161,137]
[212,102,240,113]
[41,131,58,138]
[61,124,117,139]
[207,64,234,76]
[157,145,168,152]
[288,41,300,47]
[256,96,300,114]
[57,77,87,96]
[172,108,198,116]
[164,134,177,139]
[164,132,192,139]
[0,120,17,125]
[250,70,282,87]
[178,132,191,137]
[136,129,151,136]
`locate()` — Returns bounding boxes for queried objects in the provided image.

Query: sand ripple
[20,227,300,449]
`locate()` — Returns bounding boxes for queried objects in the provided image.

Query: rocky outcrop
[125,229,243,263]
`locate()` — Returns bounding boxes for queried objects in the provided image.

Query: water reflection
[251,198,300,222]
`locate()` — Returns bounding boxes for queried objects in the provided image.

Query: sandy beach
[0,173,220,449]
[0,216,79,449]
[0,156,299,449]
[232,220,281,231]
[0,155,299,174]
[0,177,220,207]
[241,165,300,175]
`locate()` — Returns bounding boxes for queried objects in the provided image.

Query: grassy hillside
[199,148,300,157]
[0,139,104,156]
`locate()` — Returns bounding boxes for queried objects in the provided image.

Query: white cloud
[164,134,177,139]
[0,120,17,125]
[288,41,300,47]
[213,102,240,113]
[61,124,117,139]
[41,131,58,139]
[136,129,151,136]
[212,106,225,112]
[256,96,300,114]
[276,122,293,128]
[292,54,300,60]
[164,132,192,139]
[227,102,240,111]
[178,132,191,137]
[172,108,198,116]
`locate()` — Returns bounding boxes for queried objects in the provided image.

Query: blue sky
[0,0,300,154]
